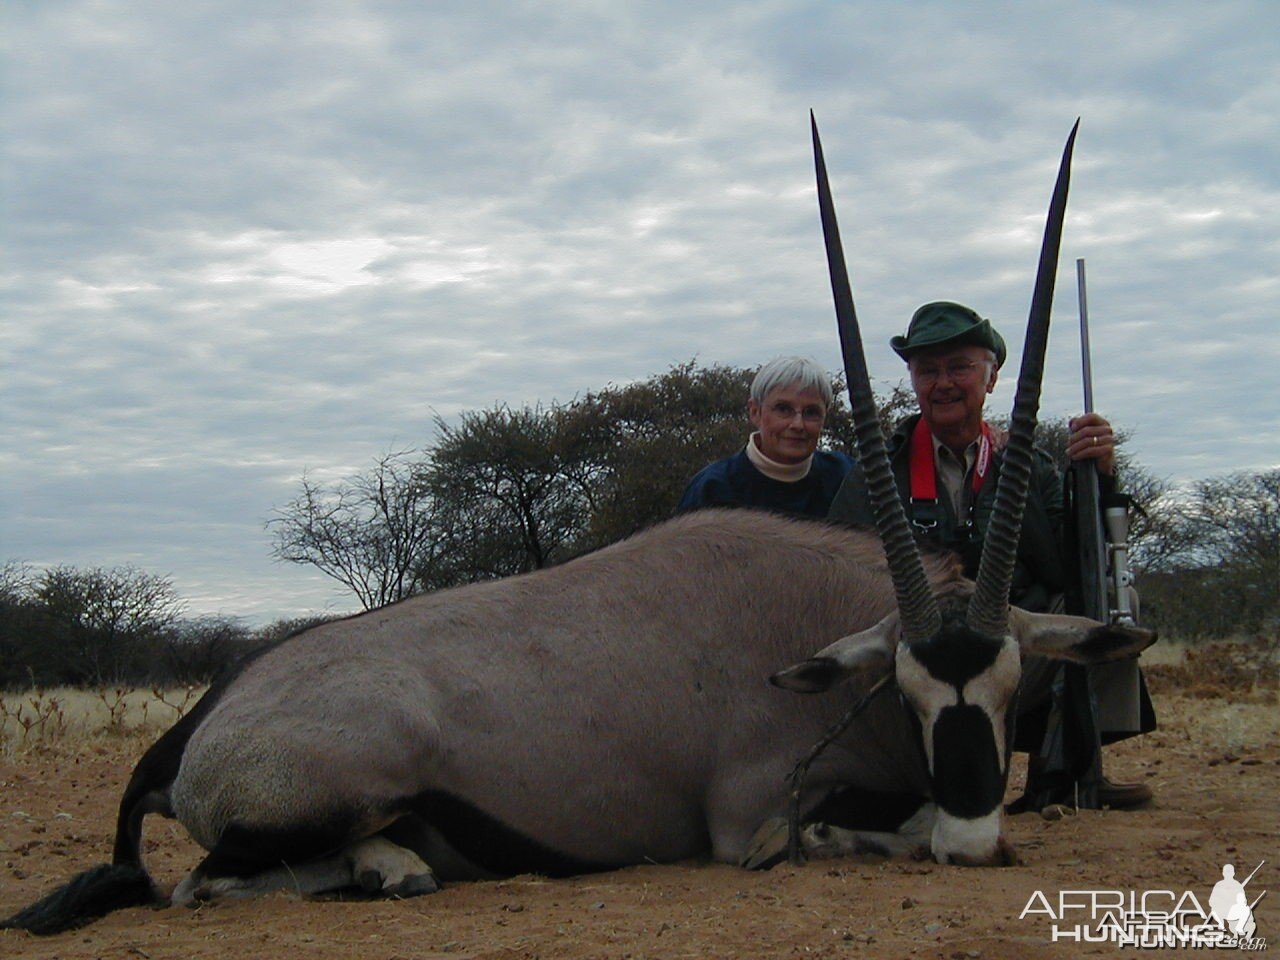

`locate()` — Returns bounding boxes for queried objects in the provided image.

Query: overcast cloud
[3,1,1277,622]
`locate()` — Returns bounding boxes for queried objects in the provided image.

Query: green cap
[890,301,1007,367]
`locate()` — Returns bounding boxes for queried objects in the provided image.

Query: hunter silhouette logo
[1019,858,1268,949]
[1209,861,1265,940]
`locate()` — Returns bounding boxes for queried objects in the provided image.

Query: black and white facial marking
[895,614,1021,867]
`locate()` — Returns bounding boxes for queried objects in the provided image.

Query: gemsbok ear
[1008,607,1157,664]
[771,612,899,693]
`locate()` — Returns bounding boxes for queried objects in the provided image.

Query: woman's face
[749,384,827,465]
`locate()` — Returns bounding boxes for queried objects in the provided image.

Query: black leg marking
[806,786,930,833]
[409,791,619,878]
[197,814,365,880]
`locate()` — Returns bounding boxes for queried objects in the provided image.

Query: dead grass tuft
[0,685,206,755]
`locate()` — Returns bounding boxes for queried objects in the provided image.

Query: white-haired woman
[677,356,853,518]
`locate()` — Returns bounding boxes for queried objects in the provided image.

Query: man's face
[748,384,827,465]
[909,345,998,440]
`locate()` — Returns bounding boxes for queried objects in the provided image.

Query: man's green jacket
[826,414,1068,612]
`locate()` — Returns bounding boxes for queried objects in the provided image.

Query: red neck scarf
[909,417,993,510]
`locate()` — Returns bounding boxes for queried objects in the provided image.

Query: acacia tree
[1192,470,1279,576]
[1129,469,1278,638]
[36,565,185,685]
[266,361,934,605]
[155,616,256,686]
[1196,470,1280,634]
[570,361,756,545]
[424,403,606,581]
[0,562,45,687]
[269,450,444,610]
[0,561,35,604]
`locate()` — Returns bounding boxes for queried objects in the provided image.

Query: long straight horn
[967,121,1080,638]
[812,112,940,643]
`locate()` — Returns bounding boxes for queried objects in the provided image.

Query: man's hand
[1067,412,1116,475]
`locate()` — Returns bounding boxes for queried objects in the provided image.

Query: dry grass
[1,635,1273,756]
[1117,634,1280,759]
[0,685,206,755]
[1142,633,1279,703]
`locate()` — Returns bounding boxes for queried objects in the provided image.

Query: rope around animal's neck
[786,672,896,865]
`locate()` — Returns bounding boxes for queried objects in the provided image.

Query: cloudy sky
[3,1,1277,623]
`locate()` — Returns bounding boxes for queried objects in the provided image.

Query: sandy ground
[1,641,1276,960]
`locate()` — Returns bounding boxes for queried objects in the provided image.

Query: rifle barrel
[1242,859,1266,886]
[1076,258,1095,414]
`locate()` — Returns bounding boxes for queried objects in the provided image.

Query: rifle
[1070,258,1108,622]
[1015,260,1157,813]
[1242,860,1266,887]
[1071,259,1136,626]
[1024,259,1121,809]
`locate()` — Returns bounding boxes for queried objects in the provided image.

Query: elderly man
[678,356,854,518]
[828,301,1153,809]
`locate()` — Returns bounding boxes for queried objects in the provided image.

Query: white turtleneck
[744,432,814,482]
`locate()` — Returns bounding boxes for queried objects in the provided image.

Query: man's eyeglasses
[768,402,826,424]
[910,360,989,386]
